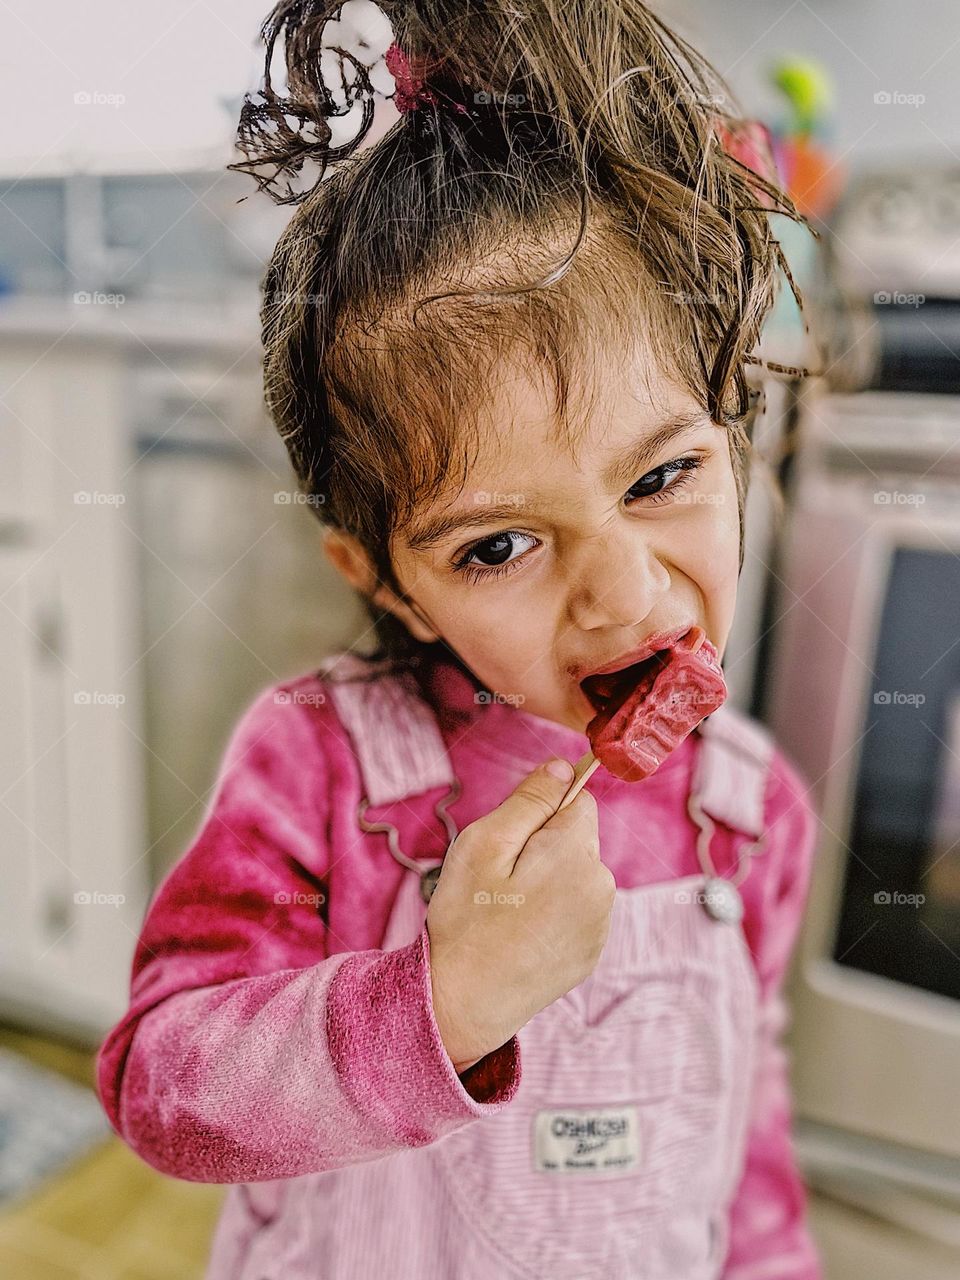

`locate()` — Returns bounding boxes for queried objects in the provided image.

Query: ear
[323,529,440,644]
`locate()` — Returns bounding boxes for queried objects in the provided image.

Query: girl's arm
[722,752,824,1279]
[95,684,521,1184]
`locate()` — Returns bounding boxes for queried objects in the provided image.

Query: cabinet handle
[34,602,64,663]
[0,518,29,545]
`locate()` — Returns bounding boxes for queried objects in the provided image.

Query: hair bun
[231,1,396,204]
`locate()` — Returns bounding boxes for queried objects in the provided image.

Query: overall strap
[693,704,774,840]
[684,704,775,924]
[317,650,456,806]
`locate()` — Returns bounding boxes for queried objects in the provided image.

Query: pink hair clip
[385,42,469,116]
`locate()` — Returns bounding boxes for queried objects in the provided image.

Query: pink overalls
[209,652,775,1279]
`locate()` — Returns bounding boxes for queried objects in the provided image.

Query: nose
[566,527,672,630]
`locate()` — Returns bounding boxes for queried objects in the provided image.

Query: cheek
[439,601,542,671]
[660,461,738,550]
[412,574,555,696]
[683,470,741,636]
[692,487,740,575]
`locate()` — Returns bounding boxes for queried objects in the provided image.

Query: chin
[530,689,595,734]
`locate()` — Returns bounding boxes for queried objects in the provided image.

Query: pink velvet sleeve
[721,750,824,1279]
[95,686,521,1184]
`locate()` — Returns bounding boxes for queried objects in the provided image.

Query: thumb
[478,758,575,855]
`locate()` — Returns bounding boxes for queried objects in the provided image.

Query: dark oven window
[834,546,960,1000]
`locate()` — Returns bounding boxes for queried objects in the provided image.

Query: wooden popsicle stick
[557,749,601,810]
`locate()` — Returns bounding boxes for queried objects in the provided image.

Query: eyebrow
[404,409,712,553]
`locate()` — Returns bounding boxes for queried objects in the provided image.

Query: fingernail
[545,758,574,781]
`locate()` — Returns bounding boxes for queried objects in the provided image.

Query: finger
[472,759,576,857]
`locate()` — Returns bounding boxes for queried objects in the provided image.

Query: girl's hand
[426,760,616,1073]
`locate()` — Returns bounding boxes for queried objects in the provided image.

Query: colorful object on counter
[767,55,844,219]
[772,57,834,137]
[584,626,728,783]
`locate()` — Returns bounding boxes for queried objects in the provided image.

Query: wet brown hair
[230,0,813,669]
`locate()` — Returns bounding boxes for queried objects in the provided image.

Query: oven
[768,388,960,1232]
[764,157,960,1252]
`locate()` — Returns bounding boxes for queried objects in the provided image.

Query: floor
[0,1026,224,1280]
[2,1024,957,1280]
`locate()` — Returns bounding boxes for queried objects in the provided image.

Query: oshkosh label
[533,1106,639,1174]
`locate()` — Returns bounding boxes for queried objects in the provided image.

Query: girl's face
[328,346,742,734]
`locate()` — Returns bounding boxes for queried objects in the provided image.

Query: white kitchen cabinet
[0,301,368,1042]
[0,335,150,1041]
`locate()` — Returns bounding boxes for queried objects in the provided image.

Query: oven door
[835,541,960,1000]
[768,465,960,1164]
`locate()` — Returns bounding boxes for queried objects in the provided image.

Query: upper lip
[571,624,697,684]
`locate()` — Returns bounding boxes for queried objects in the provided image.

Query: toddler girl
[97,2,823,1276]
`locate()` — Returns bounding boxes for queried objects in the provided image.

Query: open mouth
[580,649,672,717]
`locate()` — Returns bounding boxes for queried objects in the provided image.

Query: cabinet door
[0,344,150,1039]
[0,542,37,972]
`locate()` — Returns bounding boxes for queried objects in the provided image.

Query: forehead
[457,339,698,477]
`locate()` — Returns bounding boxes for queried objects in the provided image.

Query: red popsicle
[560,626,727,804]
[586,625,727,781]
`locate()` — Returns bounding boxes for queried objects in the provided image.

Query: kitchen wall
[668,0,960,162]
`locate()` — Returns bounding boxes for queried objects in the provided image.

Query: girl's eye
[451,455,705,584]
[452,531,538,584]
[625,455,704,505]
